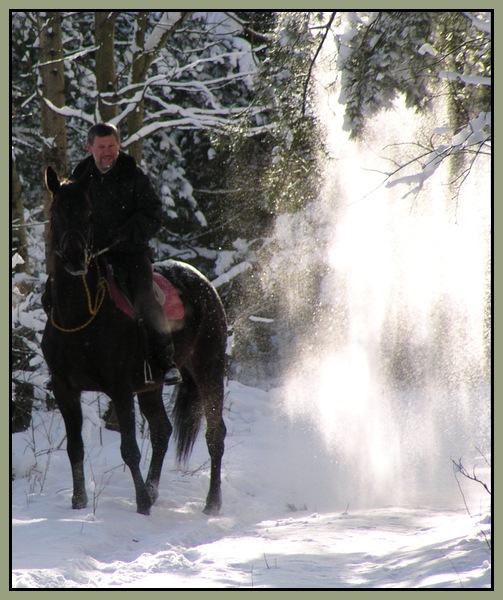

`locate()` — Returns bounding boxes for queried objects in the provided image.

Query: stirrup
[164,365,182,386]
[143,359,155,385]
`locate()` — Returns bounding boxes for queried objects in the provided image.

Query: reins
[50,258,109,333]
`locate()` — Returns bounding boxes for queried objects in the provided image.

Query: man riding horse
[44,122,182,385]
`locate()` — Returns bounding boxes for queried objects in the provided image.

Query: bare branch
[452,458,491,496]
[302,12,337,117]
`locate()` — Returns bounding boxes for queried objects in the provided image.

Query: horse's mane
[46,215,60,276]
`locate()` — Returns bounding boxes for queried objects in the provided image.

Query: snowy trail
[11,381,491,589]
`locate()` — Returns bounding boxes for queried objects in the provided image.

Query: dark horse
[41,166,227,516]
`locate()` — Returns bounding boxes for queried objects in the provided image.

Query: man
[72,122,181,385]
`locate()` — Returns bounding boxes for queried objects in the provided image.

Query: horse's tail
[171,370,204,464]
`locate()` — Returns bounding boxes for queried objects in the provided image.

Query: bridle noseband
[51,221,112,333]
[55,228,93,268]
[50,263,109,333]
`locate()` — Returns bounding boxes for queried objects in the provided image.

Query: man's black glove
[108,227,130,247]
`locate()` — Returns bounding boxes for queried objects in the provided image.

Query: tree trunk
[126,12,149,164]
[37,11,68,267]
[95,11,119,123]
[11,159,30,274]
[127,12,193,164]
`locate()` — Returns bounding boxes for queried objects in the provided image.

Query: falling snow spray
[273,46,491,510]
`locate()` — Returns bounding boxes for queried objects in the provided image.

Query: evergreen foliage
[11,11,491,411]
[336,12,491,140]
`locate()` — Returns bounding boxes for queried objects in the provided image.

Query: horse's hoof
[72,498,88,510]
[136,495,152,515]
[203,490,221,516]
[203,504,220,516]
[146,483,159,504]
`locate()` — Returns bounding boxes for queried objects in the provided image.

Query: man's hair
[87,123,120,145]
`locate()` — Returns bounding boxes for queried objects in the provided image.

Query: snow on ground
[11,380,491,589]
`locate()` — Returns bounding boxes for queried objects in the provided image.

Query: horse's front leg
[137,387,172,504]
[112,388,152,515]
[52,378,88,509]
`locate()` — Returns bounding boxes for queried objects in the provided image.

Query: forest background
[3,6,498,596]
[11,10,491,426]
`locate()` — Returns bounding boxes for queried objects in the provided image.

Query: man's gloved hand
[108,227,129,247]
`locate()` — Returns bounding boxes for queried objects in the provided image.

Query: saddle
[106,265,184,321]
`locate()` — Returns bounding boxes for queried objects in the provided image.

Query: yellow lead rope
[50,268,108,333]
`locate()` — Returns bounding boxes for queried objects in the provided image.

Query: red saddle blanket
[106,267,184,321]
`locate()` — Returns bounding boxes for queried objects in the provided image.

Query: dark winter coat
[72,151,164,255]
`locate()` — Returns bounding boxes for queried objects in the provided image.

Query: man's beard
[96,156,117,172]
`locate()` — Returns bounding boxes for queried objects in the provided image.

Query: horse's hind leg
[137,387,172,504]
[52,378,88,509]
[201,379,227,515]
[172,369,225,514]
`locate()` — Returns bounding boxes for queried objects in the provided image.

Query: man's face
[87,134,120,173]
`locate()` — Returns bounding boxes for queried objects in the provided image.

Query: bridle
[52,207,119,268]
[54,228,93,267]
[50,264,108,333]
[50,219,112,333]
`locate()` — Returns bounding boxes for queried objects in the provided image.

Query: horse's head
[46,166,92,276]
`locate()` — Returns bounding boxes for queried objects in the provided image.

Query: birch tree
[95,11,120,122]
[11,160,30,274]
[124,12,193,162]
[37,12,68,182]
[37,11,68,263]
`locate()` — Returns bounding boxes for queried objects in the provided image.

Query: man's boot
[151,332,182,385]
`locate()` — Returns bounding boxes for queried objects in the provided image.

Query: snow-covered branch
[41,98,95,125]
[211,261,252,289]
[386,111,490,195]
[462,11,492,34]
[144,12,184,54]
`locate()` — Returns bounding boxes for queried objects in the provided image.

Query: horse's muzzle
[66,266,88,276]
[60,253,89,276]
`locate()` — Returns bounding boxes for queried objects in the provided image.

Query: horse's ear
[45,166,60,194]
